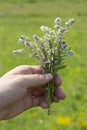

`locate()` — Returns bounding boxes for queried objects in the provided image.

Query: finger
[25,96,48,108]
[20,73,53,89]
[54,73,62,86]
[39,97,49,109]
[28,66,42,74]
[11,65,42,75]
[53,96,60,102]
[23,94,40,109]
[20,95,48,111]
[19,66,42,74]
[31,97,40,107]
[54,87,66,100]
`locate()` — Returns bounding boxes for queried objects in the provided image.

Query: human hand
[0,65,65,120]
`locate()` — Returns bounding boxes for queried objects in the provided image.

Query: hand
[0,65,66,120]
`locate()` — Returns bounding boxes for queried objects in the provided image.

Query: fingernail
[46,73,53,80]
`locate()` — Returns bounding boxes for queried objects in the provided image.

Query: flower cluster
[13,17,74,114]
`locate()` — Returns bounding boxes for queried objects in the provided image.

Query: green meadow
[0,0,87,129]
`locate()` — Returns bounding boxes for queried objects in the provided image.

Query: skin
[0,65,66,120]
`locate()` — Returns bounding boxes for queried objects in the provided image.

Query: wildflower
[33,34,39,41]
[44,33,51,41]
[58,27,67,35]
[18,39,23,44]
[24,40,30,47]
[61,42,67,50]
[54,17,62,24]
[12,49,24,55]
[56,36,62,43]
[18,35,25,44]
[65,18,74,28]
[66,50,73,56]
[40,25,51,32]
[54,17,62,29]
[20,35,25,40]
[78,116,87,128]
[57,116,72,126]
[13,17,74,114]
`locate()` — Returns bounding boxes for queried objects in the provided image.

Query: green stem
[43,64,56,115]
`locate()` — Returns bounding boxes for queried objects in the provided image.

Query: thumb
[21,73,53,89]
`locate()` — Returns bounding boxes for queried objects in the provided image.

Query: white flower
[65,18,74,28]
[54,24,60,29]
[18,39,23,44]
[58,27,67,35]
[40,25,51,32]
[13,49,24,55]
[54,17,62,24]
[18,35,26,44]
[56,36,62,43]
[66,50,73,56]
[24,40,30,47]
[44,33,51,40]
[33,34,39,41]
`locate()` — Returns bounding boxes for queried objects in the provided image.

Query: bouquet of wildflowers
[13,17,74,114]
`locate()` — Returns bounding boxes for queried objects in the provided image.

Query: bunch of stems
[13,17,74,114]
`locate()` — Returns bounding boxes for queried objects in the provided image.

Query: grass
[0,0,87,130]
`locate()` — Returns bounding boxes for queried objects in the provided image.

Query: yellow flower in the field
[75,66,81,73]
[79,120,87,128]
[78,116,87,128]
[57,116,71,126]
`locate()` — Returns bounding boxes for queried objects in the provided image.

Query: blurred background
[0,0,87,130]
